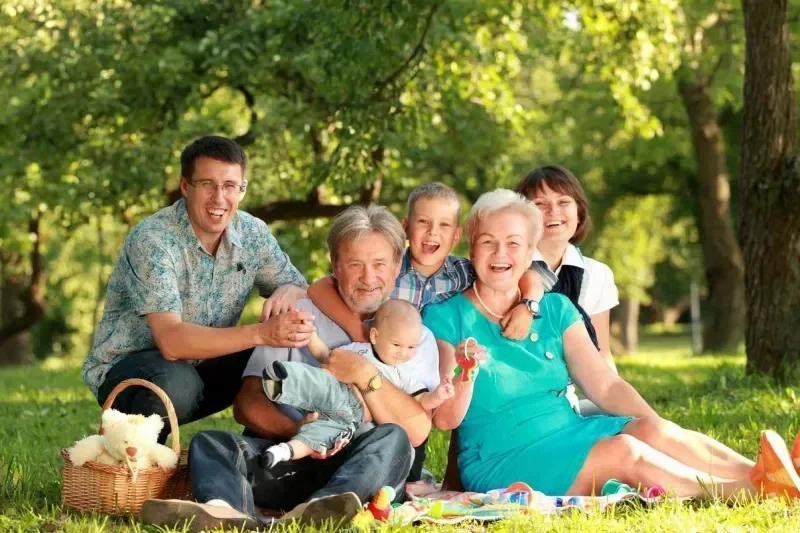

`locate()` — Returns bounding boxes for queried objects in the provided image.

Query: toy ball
[428,500,445,519]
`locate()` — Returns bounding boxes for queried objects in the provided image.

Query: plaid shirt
[391,248,476,310]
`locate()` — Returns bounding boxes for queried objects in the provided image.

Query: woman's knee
[603,434,647,467]
[626,416,671,448]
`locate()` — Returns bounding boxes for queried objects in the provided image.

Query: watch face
[370,374,383,390]
[526,300,540,314]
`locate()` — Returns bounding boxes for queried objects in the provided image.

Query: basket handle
[100,378,181,456]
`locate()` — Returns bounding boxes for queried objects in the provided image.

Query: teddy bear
[68,409,178,482]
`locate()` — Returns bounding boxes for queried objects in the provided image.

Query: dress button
[529,332,538,342]
[545,351,555,360]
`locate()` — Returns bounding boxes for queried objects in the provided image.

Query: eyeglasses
[188,179,247,196]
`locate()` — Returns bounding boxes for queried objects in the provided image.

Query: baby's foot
[259,442,293,469]
[261,361,289,400]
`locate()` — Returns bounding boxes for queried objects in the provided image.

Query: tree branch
[233,85,258,147]
[374,2,441,98]
[0,217,45,345]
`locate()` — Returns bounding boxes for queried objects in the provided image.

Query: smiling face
[179,157,245,252]
[470,210,534,292]
[332,232,402,317]
[531,183,579,245]
[404,197,462,275]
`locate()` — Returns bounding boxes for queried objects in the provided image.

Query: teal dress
[423,292,633,495]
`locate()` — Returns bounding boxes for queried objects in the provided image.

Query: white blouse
[532,244,619,316]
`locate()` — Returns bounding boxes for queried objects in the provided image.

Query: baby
[260,299,453,468]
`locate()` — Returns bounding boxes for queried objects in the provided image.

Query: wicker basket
[61,378,192,515]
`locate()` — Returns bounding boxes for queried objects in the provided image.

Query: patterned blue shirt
[83,199,307,397]
[391,248,476,310]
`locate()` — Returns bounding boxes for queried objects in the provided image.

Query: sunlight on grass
[2,332,800,531]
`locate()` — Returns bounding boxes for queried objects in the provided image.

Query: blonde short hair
[407,182,461,220]
[465,189,543,251]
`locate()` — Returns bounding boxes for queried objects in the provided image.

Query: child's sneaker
[750,430,800,500]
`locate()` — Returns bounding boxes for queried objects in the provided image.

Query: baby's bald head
[370,299,422,366]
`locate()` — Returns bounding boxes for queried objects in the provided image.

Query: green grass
[2,332,800,532]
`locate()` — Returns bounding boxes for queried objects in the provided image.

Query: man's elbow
[407,419,432,447]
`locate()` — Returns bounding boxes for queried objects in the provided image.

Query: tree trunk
[678,78,746,353]
[0,218,45,365]
[0,278,35,366]
[740,0,800,380]
[616,297,640,354]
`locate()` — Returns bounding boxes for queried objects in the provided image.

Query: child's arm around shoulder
[306,276,368,342]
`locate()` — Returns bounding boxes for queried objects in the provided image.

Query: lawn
[2,331,800,532]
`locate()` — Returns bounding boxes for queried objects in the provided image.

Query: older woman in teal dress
[423,189,799,499]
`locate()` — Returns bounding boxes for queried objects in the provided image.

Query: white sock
[205,499,233,508]
[266,442,293,467]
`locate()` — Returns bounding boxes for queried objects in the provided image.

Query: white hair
[465,189,543,252]
[327,204,405,263]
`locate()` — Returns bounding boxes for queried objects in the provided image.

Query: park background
[1,0,800,531]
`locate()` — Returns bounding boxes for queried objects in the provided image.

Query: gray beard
[337,285,387,317]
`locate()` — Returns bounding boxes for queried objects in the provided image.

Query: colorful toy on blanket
[601,479,666,500]
[642,485,666,498]
[366,486,395,521]
[601,478,638,497]
[454,337,480,383]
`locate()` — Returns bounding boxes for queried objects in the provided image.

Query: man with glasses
[83,136,312,439]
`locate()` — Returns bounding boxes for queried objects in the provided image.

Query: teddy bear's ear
[101,408,126,427]
[145,413,165,434]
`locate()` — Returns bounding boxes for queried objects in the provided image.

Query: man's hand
[499,304,534,340]
[257,309,316,347]
[322,348,375,388]
[296,412,349,459]
[261,285,307,321]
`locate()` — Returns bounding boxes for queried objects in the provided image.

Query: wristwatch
[360,373,383,396]
[520,298,540,317]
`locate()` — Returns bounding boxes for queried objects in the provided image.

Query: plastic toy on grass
[642,485,666,499]
[601,478,638,497]
[366,486,396,521]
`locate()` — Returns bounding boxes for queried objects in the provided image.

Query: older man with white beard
[141,204,440,532]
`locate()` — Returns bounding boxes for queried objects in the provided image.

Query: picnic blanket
[387,480,668,525]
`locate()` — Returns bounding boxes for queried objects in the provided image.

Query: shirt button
[545,351,555,360]
[529,332,538,342]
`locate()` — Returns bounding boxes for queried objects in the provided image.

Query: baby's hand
[435,377,455,401]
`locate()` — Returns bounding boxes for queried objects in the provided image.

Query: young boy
[260,299,454,468]
[307,182,543,341]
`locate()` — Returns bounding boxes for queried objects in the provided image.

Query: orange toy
[366,486,396,521]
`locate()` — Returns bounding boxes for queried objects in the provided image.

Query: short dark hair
[180,136,248,181]
[514,165,592,243]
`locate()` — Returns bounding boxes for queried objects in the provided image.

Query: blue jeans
[265,361,365,453]
[96,348,253,442]
[188,424,413,517]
